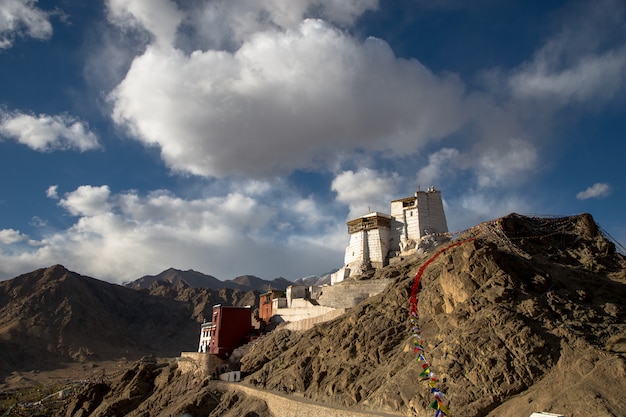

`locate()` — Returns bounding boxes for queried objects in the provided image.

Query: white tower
[334,187,448,282]
[342,212,391,279]
[389,187,448,254]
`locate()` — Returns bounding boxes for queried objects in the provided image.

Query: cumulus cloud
[0,0,52,49]
[0,229,28,244]
[109,18,468,178]
[0,184,345,282]
[59,185,113,216]
[417,148,466,187]
[576,182,611,200]
[106,0,183,46]
[332,168,398,219]
[105,0,378,52]
[0,111,101,152]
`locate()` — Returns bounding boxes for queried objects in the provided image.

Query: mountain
[126,268,224,290]
[0,265,200,375]
[229,274,293,292]
[127,268,293,292]
[0,266,260,380]
[294,270,335,286]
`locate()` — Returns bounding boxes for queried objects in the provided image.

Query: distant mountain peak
[126,269,293,292]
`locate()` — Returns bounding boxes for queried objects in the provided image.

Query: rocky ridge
[239,213,626,417]
[127,268,293,292]
[0,267,260,380]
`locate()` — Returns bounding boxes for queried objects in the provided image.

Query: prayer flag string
[409,237,476,417]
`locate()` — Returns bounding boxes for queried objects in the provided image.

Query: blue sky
[1,0,625,283]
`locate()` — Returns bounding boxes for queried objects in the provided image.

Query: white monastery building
[333,187,448,283]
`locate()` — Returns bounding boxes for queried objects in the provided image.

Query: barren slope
[0,266,259,380]
[240,213,626,417]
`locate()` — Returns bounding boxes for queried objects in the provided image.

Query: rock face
[240,213,626,417]
[62,357,223,417]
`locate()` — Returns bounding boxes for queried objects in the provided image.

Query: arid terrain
[1,213,625,417]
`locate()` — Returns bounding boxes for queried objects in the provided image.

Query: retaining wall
[316,279,392,309]
[273,301,337,323]
[282,308,347,331]
[213,381,407,417]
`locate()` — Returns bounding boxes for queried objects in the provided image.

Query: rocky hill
[127,268,293,292]
[1,213,625,417]
[238,213,626,417]
[0,266,260,382]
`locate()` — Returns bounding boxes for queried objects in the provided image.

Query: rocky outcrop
[63,357,222,417]
[240,214,626,417]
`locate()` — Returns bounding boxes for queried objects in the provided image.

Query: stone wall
[213,381,406,417]
[273,300,336,323]
[316,279,392,309]
[282,308,347,331]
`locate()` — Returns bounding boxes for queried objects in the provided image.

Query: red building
[259,289,285,324]
[208,305,252,358]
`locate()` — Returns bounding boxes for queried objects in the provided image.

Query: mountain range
[0,266,267,380]
[126,268,294,291]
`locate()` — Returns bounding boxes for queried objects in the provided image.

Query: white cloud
[0,0,52,49]
[509,47,626,105]
[0,111,101,152]
[332,168,398,219]
[177,0,378,51]
[46,185,59,199]
[576,182,611,200]
[507,0,626,107]
[59,185,112,216]
[29,216,47,227]
[417,148,465,187]
[109,18,468,178]
[0,229,28,244]
[0,184,345,282]
[106,0,183,47]
[475,138,538,188]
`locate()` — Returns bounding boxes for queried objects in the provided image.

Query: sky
[1,0,625,284]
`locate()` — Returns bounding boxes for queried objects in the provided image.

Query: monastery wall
[368,227,390,267]
[404,208,421,243]
[316,279,392,309]
[344,228,390,277]
[389,190,448,253]
[416,191,447,236]
[282,308,347,331]
[273,300,336,323]
[344,230,365,267]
